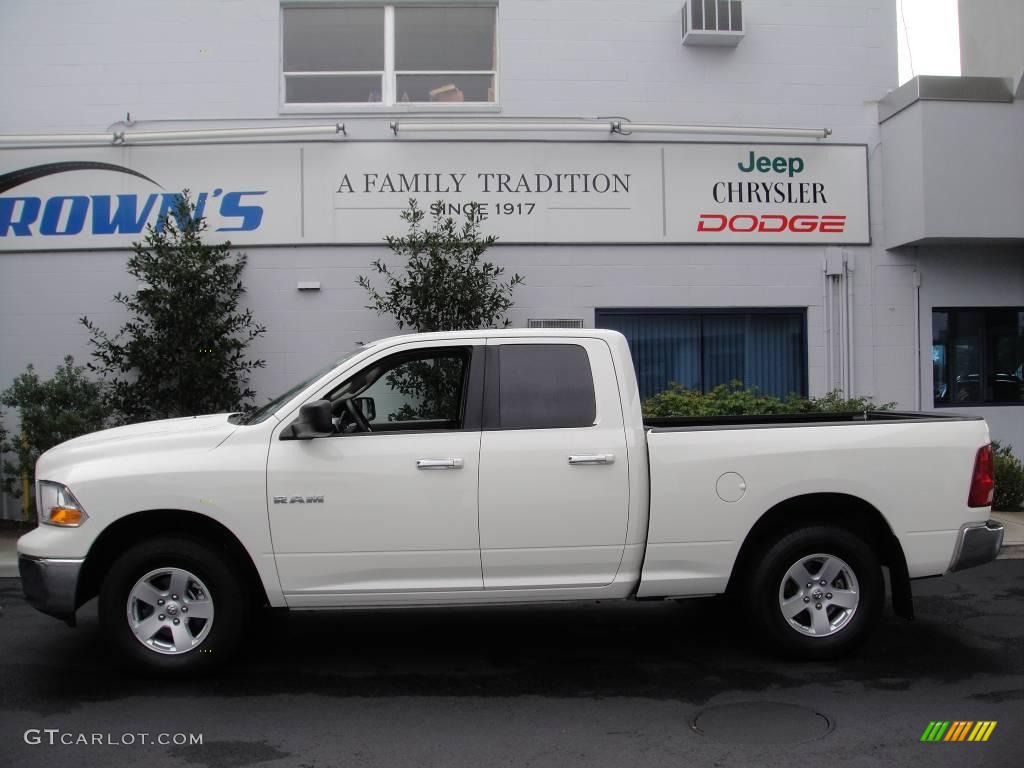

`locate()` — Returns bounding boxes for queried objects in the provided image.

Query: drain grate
[691,701,833,744]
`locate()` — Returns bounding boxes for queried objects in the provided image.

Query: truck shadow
[228,592,1012,700]
[1,560,1019,713]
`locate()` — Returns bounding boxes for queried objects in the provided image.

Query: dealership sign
[0,142,868,249]
[0,162,266,236]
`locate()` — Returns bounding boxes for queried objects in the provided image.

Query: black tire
[98,536,248,675]
[746,525,883,660]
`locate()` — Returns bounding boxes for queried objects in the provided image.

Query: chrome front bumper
[948,520,1004,573]
[18,554,83,626]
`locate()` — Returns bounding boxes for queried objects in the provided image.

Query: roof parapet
[878,75,1014,123]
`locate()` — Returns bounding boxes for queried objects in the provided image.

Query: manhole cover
[691,701,833,744]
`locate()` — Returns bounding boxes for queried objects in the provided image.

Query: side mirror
[352,396,376,422]
[281,400,334,440]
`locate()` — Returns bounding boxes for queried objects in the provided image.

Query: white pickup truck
[18,329,1004,673]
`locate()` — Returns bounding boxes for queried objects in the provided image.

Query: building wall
[954,0,1024,448]
[959,0,1024,78]
[914,244,1024,447]
[881,96,1024,248]
[0,0,902,389]
[0,241,873,415]
[0,0,896,140]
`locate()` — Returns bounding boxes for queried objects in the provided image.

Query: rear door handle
[416,458,464,470]
[568,453,615,465]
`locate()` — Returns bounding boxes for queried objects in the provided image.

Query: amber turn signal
[47,506,85,526]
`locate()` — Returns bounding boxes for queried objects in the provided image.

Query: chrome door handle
[416,458,464,470]
[568,453,615,465]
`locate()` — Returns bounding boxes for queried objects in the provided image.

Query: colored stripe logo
[920,721,997,742]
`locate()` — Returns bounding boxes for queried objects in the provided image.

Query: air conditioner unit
[527,319,584,329]
[682,0,744,47]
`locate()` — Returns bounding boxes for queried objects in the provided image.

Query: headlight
[37,481,89,527]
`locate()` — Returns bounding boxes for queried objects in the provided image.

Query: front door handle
[568,453,615,465]
[416,458,464,470]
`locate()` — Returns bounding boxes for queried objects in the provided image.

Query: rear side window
[496,344,596,429]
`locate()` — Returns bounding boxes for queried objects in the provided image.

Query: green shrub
[0,356,114,519]
[643,382,785,417]
[992,441,1024,511]
[642,381,896,418]
[81,191,266,423]
[785,389,896,413]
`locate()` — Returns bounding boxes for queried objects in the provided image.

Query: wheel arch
[726,492,913,618]
[77,509,269,610]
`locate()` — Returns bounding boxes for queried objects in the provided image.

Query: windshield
[239,348,366,425]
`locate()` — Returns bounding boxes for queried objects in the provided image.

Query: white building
[0,1,1021,516]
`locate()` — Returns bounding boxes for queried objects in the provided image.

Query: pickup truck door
[267,342,485,605]
[478,338,630,588]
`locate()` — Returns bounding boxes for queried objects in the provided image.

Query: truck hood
[36,414,240,478]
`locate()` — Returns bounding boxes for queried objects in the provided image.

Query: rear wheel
[746,525,883,659]
[98,536,247,674]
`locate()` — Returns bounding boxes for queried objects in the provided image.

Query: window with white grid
[281,2,497,108]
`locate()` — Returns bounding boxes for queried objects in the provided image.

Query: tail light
[968,444,994,508]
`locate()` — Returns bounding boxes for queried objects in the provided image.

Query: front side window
[329,348,470,432]
[596,309,807,400]
[282,3,497,107]
[933,308,1024,406]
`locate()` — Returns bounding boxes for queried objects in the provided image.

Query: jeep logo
[272,496,325,504]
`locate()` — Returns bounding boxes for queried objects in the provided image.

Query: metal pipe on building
[119,124,347,143]
[391,120,832,139]
[617,123,832,139]
[0,133,115,144]
[0,124,347,147]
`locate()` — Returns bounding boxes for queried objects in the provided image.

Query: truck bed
[637,410,991,598]
[645,410,983,432]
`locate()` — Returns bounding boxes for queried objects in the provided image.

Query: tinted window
[497,345,596,429]
[596,309,806,400]
[933,308,1024,405]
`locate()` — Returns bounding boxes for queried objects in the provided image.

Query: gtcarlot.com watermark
[24,729,202,746]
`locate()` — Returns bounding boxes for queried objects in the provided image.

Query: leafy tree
[358,199,523,420]
[358,198,523,332]
[1,356,113,519]
[81,191,266,422]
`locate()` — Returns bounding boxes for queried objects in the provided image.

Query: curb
[996,545,1024,561]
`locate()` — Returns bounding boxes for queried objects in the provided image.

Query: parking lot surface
[0,560,1021,768]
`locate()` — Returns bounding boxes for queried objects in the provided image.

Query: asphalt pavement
[0,559,1022,768]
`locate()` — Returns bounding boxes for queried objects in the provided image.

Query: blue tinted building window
[596,309,807,400]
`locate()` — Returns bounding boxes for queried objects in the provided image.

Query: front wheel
[746,526,883,660]
[98,536,247,674]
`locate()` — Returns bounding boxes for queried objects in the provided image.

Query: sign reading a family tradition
[0,141,869,250]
